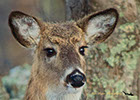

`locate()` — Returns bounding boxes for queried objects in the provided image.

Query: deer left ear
[8,11,42,48]
[77,8,119,45]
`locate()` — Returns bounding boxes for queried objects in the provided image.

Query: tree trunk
[65,0,92,21]
[65,0,140,100]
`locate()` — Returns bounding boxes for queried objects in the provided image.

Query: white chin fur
[66,83,84,93]
[46,83,84,100]
[45,67,85,100]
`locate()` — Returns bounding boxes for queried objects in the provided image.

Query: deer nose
[66,69,86,88]
[70,74,85,88]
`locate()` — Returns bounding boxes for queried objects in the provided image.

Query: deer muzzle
[66,69,86,88]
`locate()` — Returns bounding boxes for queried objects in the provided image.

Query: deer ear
[77,8,119,45]
[8,11,41,48]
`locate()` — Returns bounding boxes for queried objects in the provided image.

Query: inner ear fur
[8,11,43,48]
[77,8,119,45]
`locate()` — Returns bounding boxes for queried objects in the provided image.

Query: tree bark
[65,0,92,21]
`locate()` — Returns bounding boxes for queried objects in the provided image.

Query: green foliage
[0,83,9,100]
[114,80,125,92]
[119,23,135,33]
[98,43,108,54]
[119,12,124,18]
[86,20,139,100]
[2,64,31,100]
[105,23,138,68]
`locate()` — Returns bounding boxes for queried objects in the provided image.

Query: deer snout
[70,74,85,88]
[66,69,86,88]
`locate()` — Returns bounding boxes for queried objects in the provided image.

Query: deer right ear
[9,11,41,48]
[77,8,119,45]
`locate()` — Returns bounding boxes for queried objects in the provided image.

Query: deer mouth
[61,82,84,94]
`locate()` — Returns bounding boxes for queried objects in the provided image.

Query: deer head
[8,8,118,100]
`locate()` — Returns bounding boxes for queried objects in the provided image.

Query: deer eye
[44,48,56,57]
[79,46,88,56]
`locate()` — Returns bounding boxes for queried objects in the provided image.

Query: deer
[8,8,118,100]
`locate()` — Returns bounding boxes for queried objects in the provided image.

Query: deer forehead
[35,23,87,66]
[40,22,86,45]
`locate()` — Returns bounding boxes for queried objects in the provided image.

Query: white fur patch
[46,84,83,100]
[12,16,40,43]
[77,67,85,74]
[62,67,74,79]
[60,67,85,83]
[46,67,85,100]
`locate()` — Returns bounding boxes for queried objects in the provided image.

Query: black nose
[70,74,85,88]
[66,69,86,88]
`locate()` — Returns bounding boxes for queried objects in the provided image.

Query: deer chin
[46,83,84,100]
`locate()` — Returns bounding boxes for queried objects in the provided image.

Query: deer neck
[25,78,83,100]
[24,77,47,100]
[46,93,82,100]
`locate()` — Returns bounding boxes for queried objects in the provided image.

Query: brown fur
[23,22,87,100]
[8,8,118,100]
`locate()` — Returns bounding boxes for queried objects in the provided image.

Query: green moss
[119,12,124,18]
[114,80,125,92]
[98,43,108,53]
[87,21,139,100]
[128,96,138,100]
[119,23,135,33]
[2,64,31,100]
[104,22,138,68]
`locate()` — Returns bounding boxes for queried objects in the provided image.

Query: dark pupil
[79,47,85,55]
[44,48,56,57]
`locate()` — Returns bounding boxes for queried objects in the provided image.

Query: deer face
[8,8,118,97]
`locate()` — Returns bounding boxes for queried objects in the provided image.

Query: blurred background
[0,0,140,100]
[0,0,66,76]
